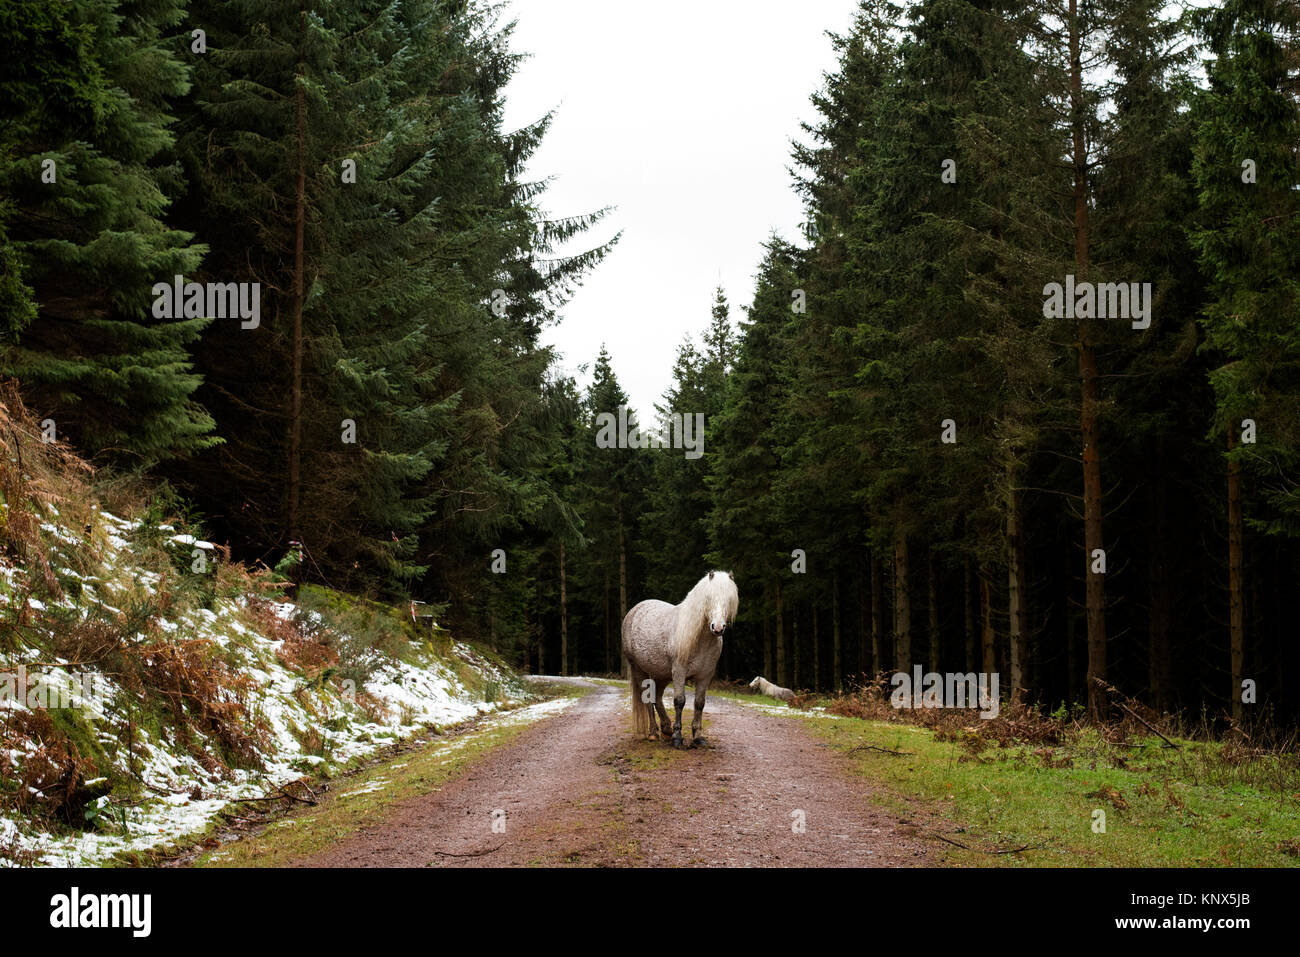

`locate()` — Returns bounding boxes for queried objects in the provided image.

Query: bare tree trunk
[858,562,867,678]
[723,624,730,680]
[776,578,786,687]
[287,10,307,544]
[927,548,940,672]
[1228,428,1244,722]
[1067,551,1080,705]
[1069,0,1106,721]
[618,499,628,678]
[793,605,801,689]
[893,524,911,673]
[763,597,773,679]
[832,574,843,692]
[559,540,568,678]
[1149,456,1172,712]
[980,567,996,677]
[812,604,821,692]
[1007,478,1028,703]
[870,551,883,675]
[964,558,977,673]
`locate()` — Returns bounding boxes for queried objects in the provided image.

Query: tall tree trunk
[776,578,786,687]
[832,573,843,692]
[980,567,996,677]
[1067,553,1080,705]
[1007,477,1028,703]
[964,558,977,673]
[812,604,821,691]
[858,563,867,677]
[1149,454,1172,712]
[287,12,307,544]
[793,605,801,689]
[763,599,773,680]
[870,551,883,676]
[927,548,940,671]
[893,524,911,673]
[603,570,611,674]
[618,499,628,678]
[1069,0,1106,720]
[1071,0,1102,722]
[559,540,568,678]
[1228,428,1244,722]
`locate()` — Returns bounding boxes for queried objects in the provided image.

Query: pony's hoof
[671,735,685,749]
[691,737,709,749]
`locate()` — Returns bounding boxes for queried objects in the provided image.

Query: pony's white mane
[670,571,739,658]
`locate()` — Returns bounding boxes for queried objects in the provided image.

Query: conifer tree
[710,241,799,684]
[1,0,214,466]
[1191,0,1300,720]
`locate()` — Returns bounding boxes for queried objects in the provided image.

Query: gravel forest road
[295,678,938,867]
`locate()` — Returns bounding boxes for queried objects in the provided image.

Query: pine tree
[1191,0,1300,721]
[1,0,214,466]
[579,347,650,673]
[641,287,734,604]
[175,0,615,598]
[710,241,799,684]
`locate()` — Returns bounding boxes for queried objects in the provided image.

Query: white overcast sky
[502,0,862,419]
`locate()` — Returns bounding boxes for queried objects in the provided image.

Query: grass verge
[743,702,1300,866]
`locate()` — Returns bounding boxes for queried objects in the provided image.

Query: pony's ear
[728,571,734,581]
[708,570,714,580]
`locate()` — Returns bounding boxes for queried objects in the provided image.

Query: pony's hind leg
[670,665,687,748]
[653,685,672,741]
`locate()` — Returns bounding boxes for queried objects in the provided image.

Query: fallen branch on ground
[847,744,915,756]
[934,834,1042,855]
[229,783,318,807]
[1091,677,1180,750]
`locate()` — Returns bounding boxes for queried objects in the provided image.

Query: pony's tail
[629,664,649,736]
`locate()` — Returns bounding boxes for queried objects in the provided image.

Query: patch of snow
[0,507,544,868]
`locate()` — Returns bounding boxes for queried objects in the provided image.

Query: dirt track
[295,679,938,867]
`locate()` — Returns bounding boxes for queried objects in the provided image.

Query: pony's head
[670,570,740,658]
[701,569,738,637]
[749,676,762,691]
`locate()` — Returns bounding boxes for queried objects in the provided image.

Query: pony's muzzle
[711,623,727,636]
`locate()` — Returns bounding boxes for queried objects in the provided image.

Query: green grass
[780,708,1300,867]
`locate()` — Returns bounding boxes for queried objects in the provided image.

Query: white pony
[749,675,795,702]
[622,570,739,748]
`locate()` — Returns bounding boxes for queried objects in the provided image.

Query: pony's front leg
[691,677,711,748]
[670,665,687,749]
